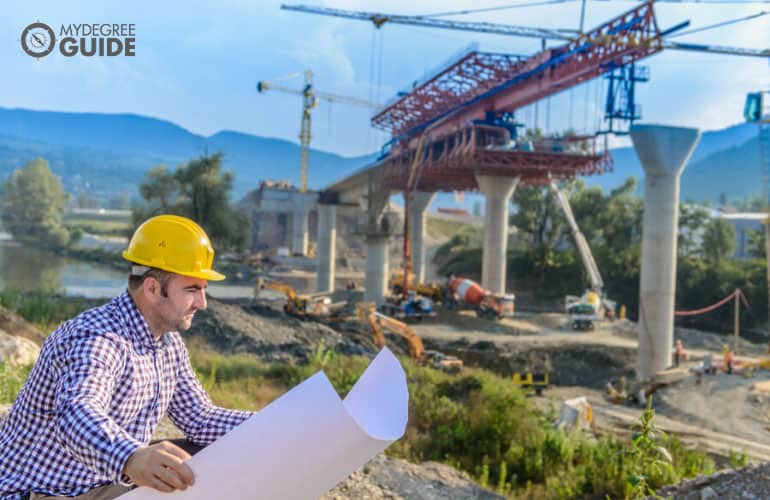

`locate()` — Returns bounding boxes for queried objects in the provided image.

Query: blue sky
[1,0,768,157]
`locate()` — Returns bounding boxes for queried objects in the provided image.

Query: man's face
[154,274,208,333]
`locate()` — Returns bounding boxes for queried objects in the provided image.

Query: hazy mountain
[0,107,761,206]
[0,107,375,201]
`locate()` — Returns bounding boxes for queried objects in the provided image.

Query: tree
[1,157,70,248]
[701,218,736,263]
[678,204,710,258]
[139,165,178,212]
[135,154,248,250]
[747,228,766,259]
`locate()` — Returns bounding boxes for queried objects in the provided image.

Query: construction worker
[723,344,735,374]
[673,339,687,368]
[0,215,254,500]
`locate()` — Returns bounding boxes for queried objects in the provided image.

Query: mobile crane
[549,182,616,330]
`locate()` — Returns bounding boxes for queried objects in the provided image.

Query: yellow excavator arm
[265,282,297,302]
[367,311,425,361]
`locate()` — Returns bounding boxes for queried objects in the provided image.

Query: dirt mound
[323,454,503,500]
[437,338,636,388]
[184,298,380,362]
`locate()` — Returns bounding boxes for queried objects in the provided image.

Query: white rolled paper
[123,347,408,499]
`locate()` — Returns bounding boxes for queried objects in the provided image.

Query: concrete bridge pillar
[316,203,336,292]
[409,192,435,284]
[632,124,700,381]
[365,235,390,304]
[364,187,391,305]
[291,209,309,256]
[476,175,519,295]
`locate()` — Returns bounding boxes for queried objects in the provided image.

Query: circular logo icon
[21,22,56,59]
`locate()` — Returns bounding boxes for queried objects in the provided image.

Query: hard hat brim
[187,269,227,281]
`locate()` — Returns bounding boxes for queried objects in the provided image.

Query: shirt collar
[115,290,169,350]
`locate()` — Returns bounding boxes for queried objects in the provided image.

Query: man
[0,215,253,499]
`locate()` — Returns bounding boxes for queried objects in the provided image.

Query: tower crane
[744,91,770,329]
[282,4,770,59]
[257,70,380,192]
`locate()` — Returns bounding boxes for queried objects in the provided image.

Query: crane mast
[257,70,380,192]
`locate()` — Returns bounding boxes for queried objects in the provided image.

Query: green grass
[0,289,102,333]
[0,362,32,404]
[188,339,715,499]
[62,217,131,237]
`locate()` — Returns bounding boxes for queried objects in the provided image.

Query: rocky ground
[4,295,770,498]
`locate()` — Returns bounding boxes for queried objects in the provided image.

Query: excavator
[365,309,463,372]
[548,182,616,331]
[256,280,346,320]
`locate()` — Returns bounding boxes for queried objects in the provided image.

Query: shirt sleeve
[166,340,253,446]
[53,332,142,483]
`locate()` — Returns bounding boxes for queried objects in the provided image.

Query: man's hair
[128,267,174,297]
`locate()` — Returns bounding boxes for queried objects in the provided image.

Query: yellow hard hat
[122,215,225,281]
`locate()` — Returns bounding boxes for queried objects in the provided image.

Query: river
[0,236,254,299]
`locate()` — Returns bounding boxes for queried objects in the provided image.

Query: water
[0,238,254,299]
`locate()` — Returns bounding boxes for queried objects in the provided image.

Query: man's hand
[123,441,195,492]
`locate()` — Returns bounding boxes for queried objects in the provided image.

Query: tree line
[0,154,248,253]
[435,178,768,330]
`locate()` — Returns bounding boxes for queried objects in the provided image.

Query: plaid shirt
[0,291,252,499]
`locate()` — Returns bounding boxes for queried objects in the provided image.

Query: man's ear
[142,276,161,301]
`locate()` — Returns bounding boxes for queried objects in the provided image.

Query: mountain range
[0,107,761,206]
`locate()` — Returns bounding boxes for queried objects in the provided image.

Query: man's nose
[195,289,207,310]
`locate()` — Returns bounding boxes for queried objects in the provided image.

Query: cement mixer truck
[445,277,515,320]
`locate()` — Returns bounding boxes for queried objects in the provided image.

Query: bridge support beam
[476,175,519,295]
[316,203,336,292]
[409,192,435,284]
[632,124,700,381]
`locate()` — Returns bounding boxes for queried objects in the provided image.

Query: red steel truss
[378,125,611,192]
[373,1,663,140]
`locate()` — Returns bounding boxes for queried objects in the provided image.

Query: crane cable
[667,10,769,38]
[419,0,573,18]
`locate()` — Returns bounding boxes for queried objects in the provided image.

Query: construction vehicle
[257,70,379,193]
[445,276,514,320]
[366,309,462,371]
[256,281,346,320]
[388,271,444,303]
[379,290,437,321]
[512,372,549,396]
[549,182,616,330]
